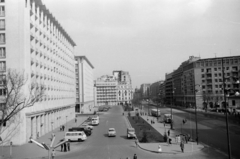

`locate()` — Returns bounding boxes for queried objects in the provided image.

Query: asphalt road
[55,105,230,159]
[141,104,240,159]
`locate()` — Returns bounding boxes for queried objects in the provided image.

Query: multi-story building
[0,0,76,145]
[149,81,164,101]
[75,56,94,114]
[95,75,118,106]
[113,70,133,105]
[170,56,240,109]
[165,73,173,104]
[140,83,151,99]
[192,56,240,109]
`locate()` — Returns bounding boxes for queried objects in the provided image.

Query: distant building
[75,56,94,114]
[95,75,118,106]
[113,70,133,105]
[140,83,151,99]
[150,81,164,102]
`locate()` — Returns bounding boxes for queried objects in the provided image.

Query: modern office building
[0,0,76,145]
[113,70,133,105]
[75,56,94,114]
[95,75,118,106]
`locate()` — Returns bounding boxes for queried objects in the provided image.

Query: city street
[141,104,240,159]
[55,105,228,159]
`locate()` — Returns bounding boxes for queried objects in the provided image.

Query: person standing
[67,142,70,151]
[180,141,184,153]
[158,144,162,153]
[61,143,63,152]
[133,154,137,159]
[75,118,77,123]
[51,150,56,159]
[167,130,170,137]
[64,142,67,152]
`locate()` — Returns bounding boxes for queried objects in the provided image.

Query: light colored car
[127,128,136,139]
[81,123,94,130]
[64,131,87,142]
[108,128,116,137]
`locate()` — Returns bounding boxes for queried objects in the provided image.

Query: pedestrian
[64,142,67,152]
[167,130,170,136]
[60,125,62,131]
[75,118,77,123]
[51,150,56,159]
[158,144,162,153]
[180,141,184,153]
[185,135,188,144]
[133,154,137,159]
[63,125,65,131]
[61,143,63,152]
[67,142,70,151]
[135,139,138,148]
[37,132,39,138]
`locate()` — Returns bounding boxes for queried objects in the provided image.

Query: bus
[151,109,161,117]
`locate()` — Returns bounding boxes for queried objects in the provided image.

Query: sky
[43,0,240,88]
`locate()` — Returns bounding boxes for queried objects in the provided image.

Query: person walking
[67,142,70,151]
[180,141,184,153]
[167,130,170,137]
[51,150,56,159]
[158,144,162,153]
[133,154,137,159]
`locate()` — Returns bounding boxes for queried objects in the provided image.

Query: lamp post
[171,88,175,130]
[193,84,201,145]
[221,58,231,159]
[65,116,68,131]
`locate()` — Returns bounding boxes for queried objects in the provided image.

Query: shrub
[141,130,148,143]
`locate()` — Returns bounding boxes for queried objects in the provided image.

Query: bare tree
[0,69,45,143]
[202,92,213,111]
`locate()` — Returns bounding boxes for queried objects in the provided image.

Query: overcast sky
[44,0,240,88]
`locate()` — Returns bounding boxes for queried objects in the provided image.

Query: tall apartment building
[75,56,94,114]
[169,56,240,109]
[0,0,76,145]
[140,83,151,99]
[113,70,133,105]
[165,73,173,104]
[95,75,118,106]
[150,81,164,101]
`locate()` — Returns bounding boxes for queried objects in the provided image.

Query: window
[215,79,218,82]
[0,88,6,95]
[0,75,5,85]
[0,33,5,44]
[0,19,4,30]
[202,74,205,78]
[215,74,217,77]
[214,68,217,71]
[0,6,4,17]
[201,69,204,72]
[0,47,5,57]
[0,0,5,2]
[0,61,5,71]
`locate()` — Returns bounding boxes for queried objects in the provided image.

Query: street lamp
[194,84,201,145]
[171,88,176,130]
[221,58,231,159]
[65,116,68,131]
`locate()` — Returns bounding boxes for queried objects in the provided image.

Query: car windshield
[109,129,115,131]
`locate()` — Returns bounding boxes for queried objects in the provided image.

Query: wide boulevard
[53,105,231,159]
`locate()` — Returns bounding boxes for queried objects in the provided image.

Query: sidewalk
[137,115,204,154]
[0,115,90,159]
[124,108,205,154]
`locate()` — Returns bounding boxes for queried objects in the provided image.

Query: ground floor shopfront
[26,105,75,142]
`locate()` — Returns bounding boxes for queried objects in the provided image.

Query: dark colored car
[68,127,92,136]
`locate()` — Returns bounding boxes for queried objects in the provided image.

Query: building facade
[75,56,94,114]
[113,71,133,105]
[149,81,164,102]
[140,83,151,99]
[0,0,76,145]
[95,75,118,106]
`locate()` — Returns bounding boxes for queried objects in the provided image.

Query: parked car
[68,127,92,136]
[108,128,116,137]
[64,131,87,142]
[127,128,136,139]
[81,123,94,130]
